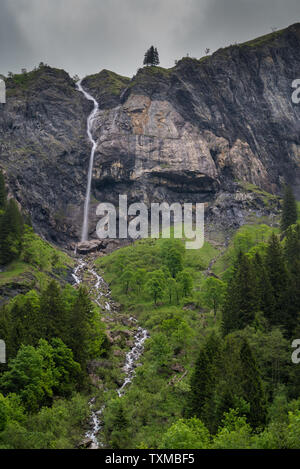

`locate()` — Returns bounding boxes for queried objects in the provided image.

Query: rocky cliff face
[0,67,93,243]
[1,24,300,245]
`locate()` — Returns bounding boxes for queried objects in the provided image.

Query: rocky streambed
[72,256,149,449]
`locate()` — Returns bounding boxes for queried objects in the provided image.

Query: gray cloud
[175,0,300,58]
[0,0,33,69]
[0,0,299,79]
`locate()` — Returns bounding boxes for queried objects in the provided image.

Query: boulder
[75,239,104,255]
[171,363,185,373]
[78,438,93,449]
[122,329,133,338]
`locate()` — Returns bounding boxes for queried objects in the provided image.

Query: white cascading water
[76,80,99,242]
[72,259,149,449]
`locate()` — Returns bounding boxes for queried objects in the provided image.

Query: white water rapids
[76,80,99,242]
[72,259,149,449]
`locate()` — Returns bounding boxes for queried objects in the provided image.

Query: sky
[0,0,299,79]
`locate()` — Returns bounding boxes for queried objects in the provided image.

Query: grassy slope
[0,229,74,303]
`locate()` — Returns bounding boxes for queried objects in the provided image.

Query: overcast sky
[0,0,299,79]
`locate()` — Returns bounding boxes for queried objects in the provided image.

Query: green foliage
[143,46,160,66]
[84,69,130,99]
[0,282,109,366]
[147,332,173,369]
[21,226,69,273]
[104,398,130,449]
[161,311,193,354]
[69,285,109,366]
[1,190,298,450]
[239,340,266,429]
[212,224,275,277]
[231,326,290,397]
[281,185,298,232]
[0,170,6,210]
[0,393,89,449]
[146,270,166,305]
[284,224,300,268]
[176,270,193,298]
[161,239,184,278]
[0,339,81,413]
[161,418,211,449]
[201,277,226,317]
[222,252,258,335]
[212,409,253,449]
[265,233,290,329]
[41,280,68,341]
[96,237,217,307]
[0,198,23,265]
[120,267,135,294]
[187,332,222,430]
[186,333,266,434]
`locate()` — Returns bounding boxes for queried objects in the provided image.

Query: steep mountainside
[0,67,91,244]
[1,24,300,245]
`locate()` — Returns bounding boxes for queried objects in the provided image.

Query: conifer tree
[240,339,266,429]
[143,46,159,66]
[187,333,221,424]
[284,224,300,269]
[222,252,258,335]
[69,286,94,365]
[253,252,275,322]
[40,280,66,341]
[109,400,130,449]
[281,185,298,232]
[187,346,210,419]
[0,170,6,210]
[284,224,300,335]
[265,233,289,327]
[0,198,23,265]
[0,305,12,359]
[154,47,160,65]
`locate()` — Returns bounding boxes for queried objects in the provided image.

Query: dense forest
[0,169,299,449]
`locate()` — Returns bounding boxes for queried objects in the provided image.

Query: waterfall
[76,79,99,242]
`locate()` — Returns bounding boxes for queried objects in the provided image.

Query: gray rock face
[0,66,92,244]
[1,24,300,245]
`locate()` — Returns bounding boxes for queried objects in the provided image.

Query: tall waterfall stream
[75,79,148,450]
[76,80,99,243]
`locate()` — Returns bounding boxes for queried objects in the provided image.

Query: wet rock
[122,317,136,327]
[105,331,114,345]
[89,374,103,388]
[78,438,94,449]
[113,335,122,343]
[76,240,104,254]
[87,359,111,374]
[171,363,185,373]
[122,329,134,338]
